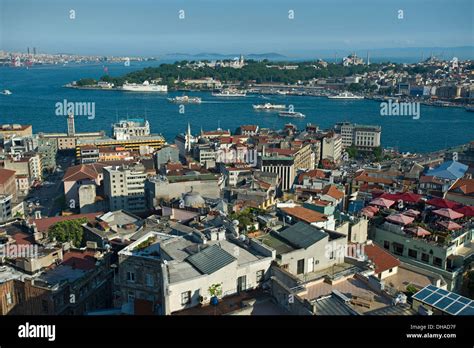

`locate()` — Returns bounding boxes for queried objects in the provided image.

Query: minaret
[366,51,370,66]
[186,122,192,152]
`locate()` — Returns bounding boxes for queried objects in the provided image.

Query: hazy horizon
[1,0,472,58]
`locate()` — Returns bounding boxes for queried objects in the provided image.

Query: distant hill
[161,52,287,61]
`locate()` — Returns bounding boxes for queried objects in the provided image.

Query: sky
[1,0,473,57]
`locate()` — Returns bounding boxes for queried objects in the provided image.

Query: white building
[103,164,148,212]
[118,230,275,315]
[112,119,150,140]
[321,133,342,163]
[0,194,13,223]
[335,122,381,150]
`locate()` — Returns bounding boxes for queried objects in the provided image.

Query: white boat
[327,92,364,99]
[1,89,12,95]
[212,89,246,97]
[278,111,305,118]
[120,80,168,92]
[253,103,286,110]
[167,95,202,104]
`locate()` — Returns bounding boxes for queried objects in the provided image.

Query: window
[181,291,191,305]
[421,253,430,263]
[433,257,443,267]
[297,259,305,275]
[127,291,135,304]
[393,243,404,256]
[389,268,393,273]
[237,276,247,292]
[281,264,289,270]
[408,249,417,259]
[256,270,264,283]
[383,241,390,250]
[126,271,135,283]
[146,274,154,287]
[6,292,12,305]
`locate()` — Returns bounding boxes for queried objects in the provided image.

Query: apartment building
[260,155,295,192]
[118,230,274,315]
[103,164,148,213]
[320,133,342,163]
[335,122,382,150]
[371,218,473,291]
[0,168,17,202]
[258,221,347,277]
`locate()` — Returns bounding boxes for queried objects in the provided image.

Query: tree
[48,218,87,247]
[76,78,97,86]
[373,147,383,161]
[208,283,223,298]
[346,145,358,159]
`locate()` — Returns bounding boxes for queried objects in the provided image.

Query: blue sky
[1,0,472,56]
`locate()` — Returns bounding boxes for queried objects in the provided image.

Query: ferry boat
[253,103,286,111]
[212,89,246,97]
[167,95,202,104]
[278,111,305,118]
[327,92,364,99]
[1,90,12,95]
[120,80,168,92]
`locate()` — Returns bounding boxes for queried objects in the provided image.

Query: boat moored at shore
[327,92,364,99]
[120,80,168,92]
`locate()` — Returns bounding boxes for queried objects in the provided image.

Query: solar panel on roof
[447,293,460,301]
[414,285,474,316]
[435,297,454,310]
[424,292,443,305]
[436,288,449,296]
[458,305,474,316]
[413,288,432,300]
[445,302,465,315]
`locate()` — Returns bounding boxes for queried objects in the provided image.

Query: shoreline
[63,84,472,110]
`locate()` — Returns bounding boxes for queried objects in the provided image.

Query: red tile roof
[298,169,327,183]
[63,163,107,182]
[322,185,345,200]
[62,250,97,271]
[354,171,394,185]
[281,206,328,224]
[0,168,16,184]
[449,178,474,195]
[364,243,401,274]
[11,232,35,245]
[266,148,295,156]
[29,213,101,233]
[240,125,258,132]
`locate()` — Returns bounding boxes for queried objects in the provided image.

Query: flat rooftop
[298,275,393,314]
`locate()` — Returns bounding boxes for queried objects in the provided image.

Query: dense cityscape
[0,98,473,316]
[0,0,473,346]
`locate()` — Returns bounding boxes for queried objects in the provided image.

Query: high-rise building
[260,155,295,192]
[320,132,342,163]
[103,164,148,212]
